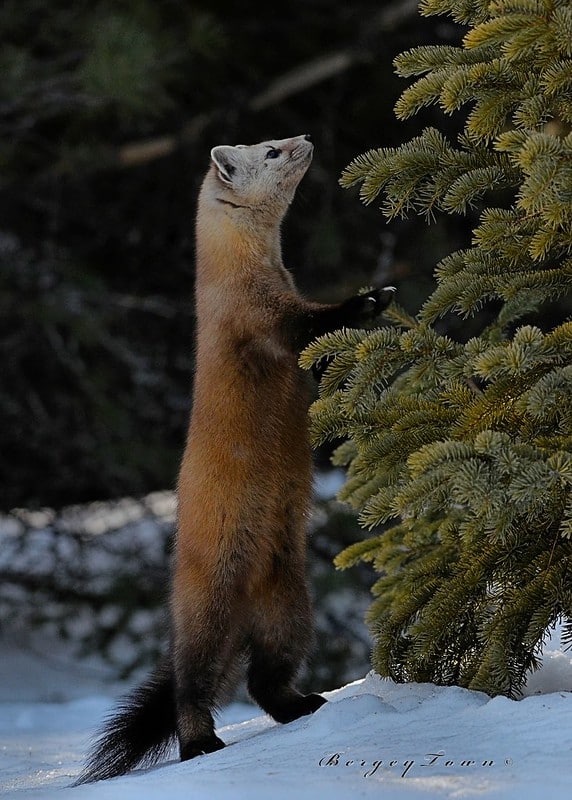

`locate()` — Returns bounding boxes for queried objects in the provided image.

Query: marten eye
[265,148,281,159]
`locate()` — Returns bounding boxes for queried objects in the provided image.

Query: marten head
[207,135,313,216]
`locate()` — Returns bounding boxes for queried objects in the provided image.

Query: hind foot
[179,733,225,762]
[270,692,327,724]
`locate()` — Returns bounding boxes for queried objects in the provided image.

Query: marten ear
[210,146,240,186]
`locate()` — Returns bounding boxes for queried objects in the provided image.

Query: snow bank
[0,480,373,687]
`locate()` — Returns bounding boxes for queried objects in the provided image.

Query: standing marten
[76,134,395,783]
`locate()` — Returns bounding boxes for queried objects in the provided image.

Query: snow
[1,627,572,799]
[314,470,346,500]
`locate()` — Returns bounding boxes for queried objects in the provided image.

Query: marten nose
[304,134,312,142]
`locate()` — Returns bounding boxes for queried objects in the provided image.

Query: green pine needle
[316,0,572,698]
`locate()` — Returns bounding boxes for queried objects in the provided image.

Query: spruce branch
[314,0,572,698]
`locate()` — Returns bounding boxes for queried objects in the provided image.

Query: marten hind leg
[246,566,326,723]
[171,568,244,761]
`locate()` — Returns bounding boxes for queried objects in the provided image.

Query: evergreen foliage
[301,0,572,697]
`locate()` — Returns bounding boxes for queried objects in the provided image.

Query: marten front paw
[341,285,396,325]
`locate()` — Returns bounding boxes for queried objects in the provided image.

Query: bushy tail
[75,658,176,784]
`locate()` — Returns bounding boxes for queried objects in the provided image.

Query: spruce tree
[300,0,572,697]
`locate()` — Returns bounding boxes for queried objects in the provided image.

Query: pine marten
[76,134,395,783]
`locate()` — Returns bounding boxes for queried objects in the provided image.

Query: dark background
[0,0,474,511]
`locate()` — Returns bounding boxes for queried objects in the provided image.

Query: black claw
[340,285,396,325]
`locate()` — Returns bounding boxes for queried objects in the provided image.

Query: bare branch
[63,0,419,173]
[250,51,357,112]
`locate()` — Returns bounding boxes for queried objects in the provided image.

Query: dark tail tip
[74,659,175,785]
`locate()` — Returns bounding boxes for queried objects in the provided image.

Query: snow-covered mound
[1,633,571,800]
[0,482,373,688]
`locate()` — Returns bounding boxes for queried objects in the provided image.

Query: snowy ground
[1,625,571,799]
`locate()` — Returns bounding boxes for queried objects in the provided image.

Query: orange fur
[171,136,323,756]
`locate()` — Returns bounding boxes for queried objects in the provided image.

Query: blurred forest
[0,0,477,510]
